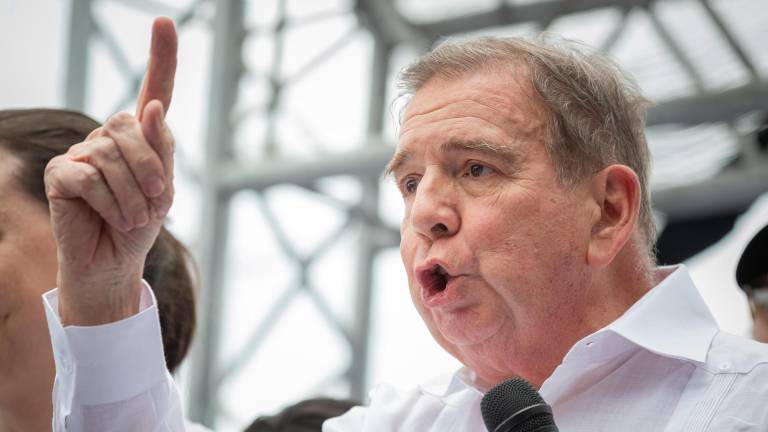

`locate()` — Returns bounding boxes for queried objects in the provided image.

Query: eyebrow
[385,138,521,177]
[384,148,412,177]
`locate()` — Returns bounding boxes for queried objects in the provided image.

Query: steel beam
[699,0,759,80]
[217,144,395,192]
[646,3,706,92]
[412,0,646,41]
[187,0,245,426]
[348,35,392,401]
[653,161,768,222]
[647,82,768,126]
[354,0,428,48]
[64,0,94,110]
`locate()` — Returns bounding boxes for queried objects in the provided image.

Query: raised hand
[44,17,177,326]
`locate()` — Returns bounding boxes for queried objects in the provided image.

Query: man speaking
[43,18,768,431]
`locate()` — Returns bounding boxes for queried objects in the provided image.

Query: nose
[408,171,460,242]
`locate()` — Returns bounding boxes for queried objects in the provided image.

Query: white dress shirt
[45,266,768,431]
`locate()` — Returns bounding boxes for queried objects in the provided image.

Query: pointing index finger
[136,17,177,121]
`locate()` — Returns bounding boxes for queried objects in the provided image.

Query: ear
[587,164,641,268]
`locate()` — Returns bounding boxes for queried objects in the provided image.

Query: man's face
[392,68,596,384]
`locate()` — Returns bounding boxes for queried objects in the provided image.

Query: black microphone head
[481,378,556,432]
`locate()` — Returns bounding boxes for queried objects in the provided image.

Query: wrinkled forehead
[397,67,548,148]
[387,69,549,177]
[400,61,543,123]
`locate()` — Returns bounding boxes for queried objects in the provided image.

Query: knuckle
[104,111,133,132]
[86,126,105,140]
[44,157,68,190]
[135,154,161,174]
[79,165,102,187]
[44,155,64,176]
[132,201,149,218]
[66,141,86,157]
[44,166,59,199]
[92,138,122,163]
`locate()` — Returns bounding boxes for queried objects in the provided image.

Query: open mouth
[417,264,451,297]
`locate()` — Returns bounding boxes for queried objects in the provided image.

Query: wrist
[58,271,145,326]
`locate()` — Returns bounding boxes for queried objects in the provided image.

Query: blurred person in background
[737,224,768,343]
[40,17,768,432]
[244,398,358,432]
[0,108,197,431]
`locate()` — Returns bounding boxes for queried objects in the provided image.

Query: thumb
[141,99,173,177]
[141,99,166,148]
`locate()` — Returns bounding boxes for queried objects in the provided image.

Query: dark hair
[244,398,358,432]
[0,108,196,373]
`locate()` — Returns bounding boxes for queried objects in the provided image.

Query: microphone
[481,378,559,432]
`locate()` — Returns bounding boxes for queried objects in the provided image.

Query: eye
[403,176,420,194]
[467,163,494,177]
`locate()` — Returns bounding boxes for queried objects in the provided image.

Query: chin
[431,307,507,347]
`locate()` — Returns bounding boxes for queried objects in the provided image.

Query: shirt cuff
[43,281,168,406]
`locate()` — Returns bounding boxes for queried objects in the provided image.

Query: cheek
[0,231,58,323]
[463,193,586,302]
[0,263,54,386]
[468,190,586,257]
[463,193,542,257]
[0,244,28,318]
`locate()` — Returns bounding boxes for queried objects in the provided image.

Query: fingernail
[146,177,165,197]
[135,211,149,228]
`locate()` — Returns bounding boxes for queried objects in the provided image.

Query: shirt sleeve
[43,282,187,432]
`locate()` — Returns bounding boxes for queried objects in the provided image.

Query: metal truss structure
[63,0,768,428]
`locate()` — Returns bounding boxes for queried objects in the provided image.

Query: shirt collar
[604,264,719,363]
[418,367,483,399]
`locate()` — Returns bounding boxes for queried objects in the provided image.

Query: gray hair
[397,35,656,257]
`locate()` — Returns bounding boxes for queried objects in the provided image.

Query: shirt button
[718,362,731,371]
[585,341,594,347]
[60,358,73,374]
